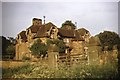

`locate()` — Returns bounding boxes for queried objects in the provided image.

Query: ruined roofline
[16,30,27,42]
[16,18,90,41]
[33,18,42,21]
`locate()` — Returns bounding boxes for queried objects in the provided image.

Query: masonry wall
[16,42,30,60]
[99,49,118,64]
[27,30,36,43]
[88,46,102,64]
[70,41,84,55]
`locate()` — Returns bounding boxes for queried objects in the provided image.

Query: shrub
[29,39,47,57]
[47,39,66,53]
[5,45,15,59]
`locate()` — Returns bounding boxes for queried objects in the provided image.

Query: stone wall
[16,42,30,60]
[88,46,102,64]
[50,27,58,39]
[27,29,36,43]
[70,41,84,55]
[99,50,118,64]
[40,38,47,43]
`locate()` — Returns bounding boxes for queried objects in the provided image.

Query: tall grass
[2,62,31,78]
[2,61,118,79]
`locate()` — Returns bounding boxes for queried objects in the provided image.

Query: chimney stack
[43,16,45,25]
[32,18,42,26]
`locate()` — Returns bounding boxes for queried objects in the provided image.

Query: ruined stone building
[16,18,90,60]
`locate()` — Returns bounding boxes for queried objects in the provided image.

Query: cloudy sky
[1,1,118,38]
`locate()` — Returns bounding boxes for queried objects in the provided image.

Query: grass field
[2,60,119,79]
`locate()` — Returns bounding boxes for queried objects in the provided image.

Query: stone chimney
[32,18,42,26]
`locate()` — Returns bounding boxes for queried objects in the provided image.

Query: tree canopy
[30,39,66,57]
[1,36,11,54]
[1,36,16,59]
[6,44,15,59]
[96,31,120,50]
[47,39,66,53]
[61,20,76,30]
[29,39,47,57]
[6,45,15,54]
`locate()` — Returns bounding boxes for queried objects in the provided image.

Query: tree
[47,39,66,53]
[97,31,120,51]
[1,36,16,59]
[6,45,15,59]
[61,20,76,30]
[1,36,11,54]
[8,37,16,45]
[29,39,47,57]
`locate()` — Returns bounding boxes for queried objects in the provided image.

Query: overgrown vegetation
[1,36,16,59]
[97,31,120,51]
[22,56,31,60]
[29,39,47,57]
[29,39,66,58]
[2,61,118,79]
[61,20,76,30]
[6,45,15,59]
[96,31,120,75]
[2,63,31,78]
[47,39,66,53]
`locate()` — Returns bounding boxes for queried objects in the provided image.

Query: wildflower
[86,72,91,76]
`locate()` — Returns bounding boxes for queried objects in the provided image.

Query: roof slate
[18,22,88,42]
[35,22,56,38]
[77,28,89,36]
[58,29,84,41]
[73,31,84,41]
[27,25,41,33]
[58,28,75,38]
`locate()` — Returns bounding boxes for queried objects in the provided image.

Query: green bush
[4,44,15,59]
[29,39,47,57]
[47,39,66,53]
